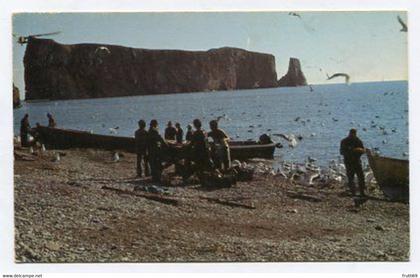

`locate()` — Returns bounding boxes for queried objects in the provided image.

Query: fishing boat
[34,126,276,160]
[366,149,409,201]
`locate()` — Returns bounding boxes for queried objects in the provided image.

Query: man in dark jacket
[148,119,167,182]
[135,119,149,177]
[20,114,31,147]
[191,119,211,173]
[164,121,177,141]
[47,113,57,128]
[340,128,366,197]
[185,124,193,142]
[175,122,183,144]
[208,120,230,171]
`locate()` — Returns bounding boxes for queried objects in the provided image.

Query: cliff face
[13,83,21,108]
[278,58,307,87]
[24,38,278,100]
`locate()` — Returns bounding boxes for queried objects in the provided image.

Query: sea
[14,81,409,167]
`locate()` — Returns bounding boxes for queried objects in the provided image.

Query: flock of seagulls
[235,157,376,188]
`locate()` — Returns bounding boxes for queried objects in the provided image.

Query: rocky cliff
[13,83,21,108]
[278,58,307,87]
[24,38,279,100]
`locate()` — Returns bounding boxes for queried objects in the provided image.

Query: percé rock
[24,38,278,100]
[278,58,307,87]
[13,83,21,108]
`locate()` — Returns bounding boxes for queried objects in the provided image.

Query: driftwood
[199,196,256,209]
[14,151,36,161]
[286,191,323,202]
[101,185,179,206]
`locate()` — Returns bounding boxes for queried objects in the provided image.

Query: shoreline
[16,80,408,104]
[14,145,409,262]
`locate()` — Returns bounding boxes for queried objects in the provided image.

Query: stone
[278,58,308,87]
[45,241,61,251]
[375,225,385,231]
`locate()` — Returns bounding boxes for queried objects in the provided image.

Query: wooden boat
[34,126,276,160]
[366,149,409,201]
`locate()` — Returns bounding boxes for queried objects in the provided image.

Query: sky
[12,12,408,95]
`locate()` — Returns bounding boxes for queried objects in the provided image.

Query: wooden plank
[286,191,323,202]
[101,185,179,206]
[199,196,256,209]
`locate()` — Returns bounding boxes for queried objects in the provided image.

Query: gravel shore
[14,146,409,263]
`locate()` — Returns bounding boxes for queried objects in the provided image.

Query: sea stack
[24,38,279,100]
[277,58,308,87]
[13,83,21,108]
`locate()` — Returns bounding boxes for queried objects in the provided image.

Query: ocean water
[14,81,408,166]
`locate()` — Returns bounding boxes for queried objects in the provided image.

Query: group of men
[19,113,56,147]
[19,112,367,198]
[134,119,230,183]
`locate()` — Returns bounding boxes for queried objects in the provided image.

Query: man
[340,128,366,197]
[164,121,177,141]
[20,114,31,147]
[190,119,211,173]
[175,122,183,144]
[148,119,167,183]
[47,113,57,128]
[208,120,231,171]
[185,124,193,142]
[134,119,150,177]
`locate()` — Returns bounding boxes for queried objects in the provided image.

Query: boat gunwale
[35,126,276,149]
[366,149,408,164]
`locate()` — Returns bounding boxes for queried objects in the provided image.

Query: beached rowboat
[34,126,276,160]
[366,149,409,201]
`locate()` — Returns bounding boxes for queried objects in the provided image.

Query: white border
[1,0,419,275]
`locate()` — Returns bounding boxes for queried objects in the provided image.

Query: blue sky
[12,12,407,93]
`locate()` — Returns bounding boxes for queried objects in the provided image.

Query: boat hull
[35,126,276,160]
[366,149,409,201]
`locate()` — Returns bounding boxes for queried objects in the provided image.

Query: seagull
[113,152,120,162]
[95,46,111,55]
[288,12,301,19]
[309,85,314,92]
[53,152,60,162]
[397,15,407,32]
[326,73,350,84]
[109,127,118,134]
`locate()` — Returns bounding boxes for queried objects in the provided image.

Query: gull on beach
[113,152,120,162]
[53,153,60,162]
[307,156,317,163]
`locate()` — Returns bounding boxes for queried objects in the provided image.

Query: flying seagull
[288,12,301,19]
[327,73,350,84]
[397,15,407,32]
